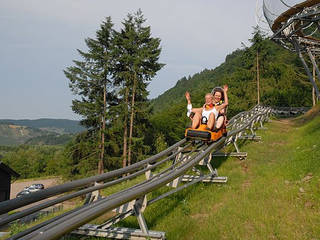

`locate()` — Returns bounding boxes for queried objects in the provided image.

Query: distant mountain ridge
[0,118,85,134]
[0,119,85,145]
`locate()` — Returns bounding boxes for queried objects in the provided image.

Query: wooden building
[0,162,20,202]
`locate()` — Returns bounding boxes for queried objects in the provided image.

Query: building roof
[0,162,20,178]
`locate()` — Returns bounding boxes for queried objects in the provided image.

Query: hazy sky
[0,0,259,120]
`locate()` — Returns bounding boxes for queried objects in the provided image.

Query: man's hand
[185,91,191,101]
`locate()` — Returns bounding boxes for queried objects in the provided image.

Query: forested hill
[150,35,313,145]
[0,119,84,134]
[151,38,312,116]
[0,119,83,145]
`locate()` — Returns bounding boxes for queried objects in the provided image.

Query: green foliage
[154,133,168,153]
[64,17,115,130]
[63,10,164,173]
[62,131,100,179]
[151,28,313,143]
[112,9,164,166]
[25,134,73,145]
[1,145,66,178]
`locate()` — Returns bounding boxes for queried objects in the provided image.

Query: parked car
[30,183,44,190]
[27,185,40,193]
[21,183,45,194]
[16,190,31,198]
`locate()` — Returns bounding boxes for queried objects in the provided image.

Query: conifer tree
[113,10,164,167]
[64,17,115,174]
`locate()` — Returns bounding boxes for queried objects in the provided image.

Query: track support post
[293,39,320,100]
[133,196,149,236]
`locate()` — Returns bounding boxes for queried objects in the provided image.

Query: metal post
[293,39,320,99]
[205,153,217,176]
[307,48,320,84]
[233,140,240,153]
[250,121,255,135]
[135,207,149,235]
[133,196,149,235]
[306,48,320,105]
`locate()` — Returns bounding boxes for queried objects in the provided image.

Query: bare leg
[215,116,224,129]
[207,112,215,130]
[192,112,201,129]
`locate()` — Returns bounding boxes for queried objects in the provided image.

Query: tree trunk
[98,84,106,174]
[257,50,260,105]
[128,73,137,167]
[313,64,316,106]
[122,88,129,169]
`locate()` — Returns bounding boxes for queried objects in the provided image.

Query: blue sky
[0,0,259,119]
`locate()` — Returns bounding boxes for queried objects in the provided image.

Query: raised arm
[185,91,202,113]
[216,85,228,112]
[185,91,192,105]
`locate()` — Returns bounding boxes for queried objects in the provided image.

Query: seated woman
[211,86,228,129]
[185,85,228,130]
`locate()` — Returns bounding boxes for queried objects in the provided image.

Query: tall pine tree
[113,10,164,167]
[64,17,115,174]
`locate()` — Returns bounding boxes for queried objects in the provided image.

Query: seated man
[185,85,228,130]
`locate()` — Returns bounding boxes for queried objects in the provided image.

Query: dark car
[16,190,31,198]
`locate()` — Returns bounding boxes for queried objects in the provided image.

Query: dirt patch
[191,201,224,221]
[278,119,294,125]
[191,213,209,220]
[244,221,255,234]
[270,141,287,146]
[211,202,224,212]
[240,161,249,173]
[242,179,251,190]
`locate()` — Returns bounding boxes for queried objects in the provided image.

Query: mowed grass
[117,107,320,240]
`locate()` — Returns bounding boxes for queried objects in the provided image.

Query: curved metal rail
[0,105,271,240]
[262,0,320,100]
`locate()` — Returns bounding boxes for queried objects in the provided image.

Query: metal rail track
[1,105,271,240]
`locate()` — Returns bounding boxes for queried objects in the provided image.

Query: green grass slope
[0,119,84,134]
[120,106,320,239]
[0,124,45,145]
[0,118,83,145]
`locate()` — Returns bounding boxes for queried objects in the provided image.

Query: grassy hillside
[0,124,45,145]
[117,105,320,239]
[0,119,84,134]
[0,124,74,146]
[24,134,74,145]
[0,119,84,145]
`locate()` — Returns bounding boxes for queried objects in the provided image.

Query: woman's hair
[212,87,224,102]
